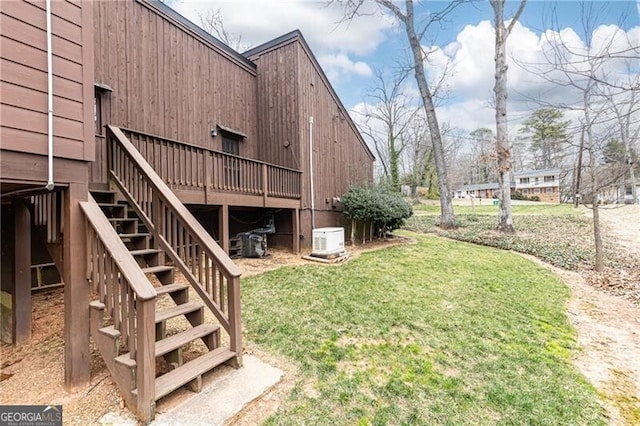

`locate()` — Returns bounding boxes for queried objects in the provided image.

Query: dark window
[222,134,240,155]
[94,91,103,135]
[219,129,243,188]
[94,83,112,136]
[544,175,555,183]
[520,177,529,184]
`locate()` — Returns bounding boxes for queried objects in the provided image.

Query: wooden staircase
[88,189,236,411]
[80,126,243,422]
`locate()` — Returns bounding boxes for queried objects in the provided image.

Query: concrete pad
[99,355,282,426]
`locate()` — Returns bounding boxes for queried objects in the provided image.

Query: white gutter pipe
[45,0,54,191]
[309,116,315,229]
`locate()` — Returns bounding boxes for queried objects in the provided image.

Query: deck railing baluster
[107,126,243,360]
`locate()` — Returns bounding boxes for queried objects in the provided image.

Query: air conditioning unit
[312,227,345,257]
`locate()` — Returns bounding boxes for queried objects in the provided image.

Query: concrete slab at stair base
[99,355,283,425]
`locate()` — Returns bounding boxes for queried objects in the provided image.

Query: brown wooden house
[1,0,373,421]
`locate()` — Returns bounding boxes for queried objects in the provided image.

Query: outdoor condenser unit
[312,227,345,257]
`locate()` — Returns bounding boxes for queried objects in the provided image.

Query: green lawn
[412,202,579,216]
[242,234,604,425]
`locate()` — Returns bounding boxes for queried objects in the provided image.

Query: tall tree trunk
[592,201,604,272]
[389,134,401,191]
[403,1,456,228]
[574,128,585,208]
[490,0,525,233]
[584,93,604,272]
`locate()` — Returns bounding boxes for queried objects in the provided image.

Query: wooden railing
[120,127,301,201]
[80,196,156,420]
[31,191,63,243]
[106,125,243,358]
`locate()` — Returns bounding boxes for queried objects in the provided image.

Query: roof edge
[142,0,257,72]
[246,30,375,162]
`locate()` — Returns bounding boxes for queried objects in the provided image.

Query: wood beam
[219,204,229,254]
[63,181,90,390]
[292,208,300,254]
[13,199,31,344]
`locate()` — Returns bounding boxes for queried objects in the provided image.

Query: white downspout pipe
[309,116,315,229]
[45,0,54,191]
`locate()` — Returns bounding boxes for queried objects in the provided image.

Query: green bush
[342,186,413,240]
[511,191,526,200]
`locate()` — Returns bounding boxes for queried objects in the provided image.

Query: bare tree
[356,70,420,190]
[336,0,464,228]
[469,128,497,184]
[604,84,640,204]
[490,0,527,233]
[524,2,640,271]
[197,8,248,51]
[404,117,434,197]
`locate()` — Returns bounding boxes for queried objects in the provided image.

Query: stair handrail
[81,195,157,301]
[80,195,156,419]
[106,125,243,359]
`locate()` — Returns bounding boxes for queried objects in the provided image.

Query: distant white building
[455,168,561,203]
[513,168,561,203]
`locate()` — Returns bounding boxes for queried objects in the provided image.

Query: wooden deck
[93,128,302,209]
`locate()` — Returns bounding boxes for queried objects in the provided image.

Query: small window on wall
[94,83,112,136]
[217,125,246,156]
[222,134,240,155]
[94,92,102,134]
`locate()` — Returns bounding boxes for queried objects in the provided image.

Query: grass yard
[412,202,579,216]
[404,213,598,271]
[242,234,605,425]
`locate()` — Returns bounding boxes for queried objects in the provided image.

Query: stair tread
[108,217,138,222]
[97,203,125,208]
[114,324,220,369]
[153,347,235,401]
[155,283,190,296]
[130,248,161,256]
[156,324,219,357]
[155,302,202,323]
[119,232,150,238]
[142,265,174,274]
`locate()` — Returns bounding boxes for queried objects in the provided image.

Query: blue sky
[169,1,639,136]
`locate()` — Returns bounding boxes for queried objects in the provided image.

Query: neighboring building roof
[459,182,501,191]
[245,30,376,162]
[513,168,561,178]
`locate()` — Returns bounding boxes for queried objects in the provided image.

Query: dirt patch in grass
[526,260,640,425]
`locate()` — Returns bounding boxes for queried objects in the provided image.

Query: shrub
[342,185,413,242]
[511,190,524,200]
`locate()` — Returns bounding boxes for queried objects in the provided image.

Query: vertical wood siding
[0,0,94,162]
[252,42,301,171]
[251,38,373,213]
[93,0,258,172]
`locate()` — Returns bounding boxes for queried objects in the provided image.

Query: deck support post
[262,164,268,207]
[292,208,300,254]
[219,204,229,254]
[63,181,90,390]
[13,199,32,344]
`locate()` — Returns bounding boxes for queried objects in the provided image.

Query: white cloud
[172,0,394,81]
[318,54,373,81]
[421,20,639,135]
